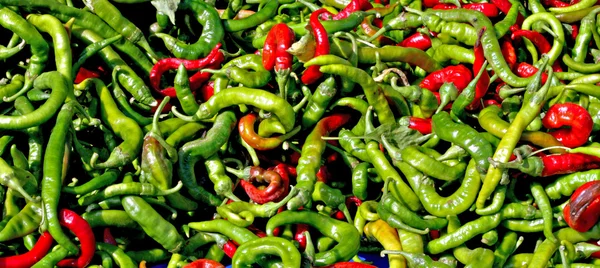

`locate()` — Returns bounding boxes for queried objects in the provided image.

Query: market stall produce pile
[1,0,600,267]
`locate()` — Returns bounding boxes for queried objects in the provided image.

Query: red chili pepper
[430,229,441,240]
[246,225,268,238]
[419,64,473,92]
[294,224,310,251]
[483,99,502,108]
[200,81,214,102]
[302,9,332,85]
[263,23,295,72]
[539,153,600,177]
[0,232,54,268]
[372,18,383,29]
[399,32,432,51]
[223,240,237,258]
[103,228,117,246]
[542,0,571,7]
[491,0,524,26]
[56,209,96,268]
[333,0,372,20]
[406,117,432,134]
[432,3,499,17]
[149,44,223,97]
[501,38,517,71]
[423,0,451,7]
[542,103,593,148]
[239,164,290,204]
[564,181,600,232]
[516,62,548,84]
[468,27,491,110]
[183,259,225,268]
[358,19,395,46]
[316,165,331,183]
[323,262,378,268]
[346,196,363,208]
[571,24,579,41]
[74,66,103,84]
[511,30,552,54]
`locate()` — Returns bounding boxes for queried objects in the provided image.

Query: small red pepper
[103,228,117,246]
[564,181,600,232]
[316,165,331,183]
[74,66,103,84]
[239,164,290,204]
[246,225,268,238]
[399,32,432,51]
[501,38,517,71]
[432,3,499,17]
[405,117,432,135]
[302,9,332,85]
[511,29,552,54]
[419,64,473,92]
[56,209,96,268]
[571,24,579,41]
[333,0,372,20]
[468,27,491,110]
[516,62,549,84]
[542,103,593,148]
[0,232,54,268]
[183,259,225,268]
[200,80,215,102]
[223,240,237,258]
[483,99,502,108]
[294,224,310,251]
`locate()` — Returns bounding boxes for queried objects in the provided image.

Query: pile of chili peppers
[3,0,600,267]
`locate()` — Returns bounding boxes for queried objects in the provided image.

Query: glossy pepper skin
[302,9,332,85]
[398,32,432,51]
[232,237,301,267]
[564,181,600,232]
[56,209,96,268]
[419,64,473,92]
[239,165,290,204]
[542,103,593,148]
[266,210,360,266]
[0,232,53,268]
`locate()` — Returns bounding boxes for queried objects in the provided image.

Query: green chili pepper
[0,7,48,102]
[77,181,182,206]
[477,57,551,209]
[41,102,78,255]
[72,27,156,106]
[0,201,42,242]
[81,78,143,169]
[416,159,481,217]
[122,196,184,253]
[494,231,522,267]
[178,111,236,206]
[302,77,337,129]
[189,219,259,244]
[232,237,301,267]
[266,210,360,266]
[401,145,467,182]
[155,0,223,60]
[97,242,138,268]
[82,210,140,229]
